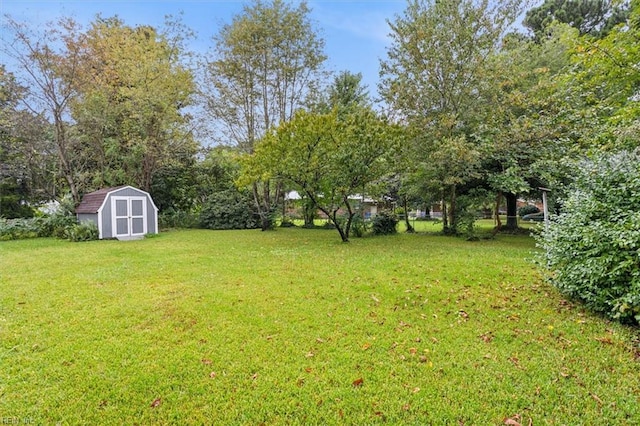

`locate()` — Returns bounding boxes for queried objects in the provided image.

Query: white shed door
[112,196,147,238]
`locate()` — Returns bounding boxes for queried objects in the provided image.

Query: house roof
[75,186,127,214]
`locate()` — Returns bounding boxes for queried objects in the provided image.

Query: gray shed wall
[102,187,157,238]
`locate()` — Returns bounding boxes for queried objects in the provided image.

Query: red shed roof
[75,186,127,214]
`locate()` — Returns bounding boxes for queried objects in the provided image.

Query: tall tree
[482,25,576,229]
[380,0,524,233]
[71,16,196,193]
[3,17,86,202]
[0,65,54,217]
[204,0,326,230]
[524,0,629,39]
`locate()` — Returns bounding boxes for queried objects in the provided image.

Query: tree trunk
[494,192,503,229]
[441,196,448,232]
[302,197,316,226]
[448,185,457,234]
[252,181,273,231]
[54,117,80,204]
[403,195,414,233]
[504,192,518,230]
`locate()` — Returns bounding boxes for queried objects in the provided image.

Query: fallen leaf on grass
[362,343,372,350]
[595,336,613,345]
[251,373,258,380]
[508,356,520,367]
[459,310,469,320]
[352,377,364,387]
[503,414,521,425]
[209,371,217,378]
[591,393,603,405]
[480,332,494,343]
[201,358,212,365]
[150,398,162,408]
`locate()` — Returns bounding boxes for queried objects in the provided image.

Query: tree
[3,17,86,203]
[203,0,326,230]
[0,65,56,217]
[563,0,640,149]
[481,25,576,230]
[380,0,524,234]
[71,16,197,193]
[243,108,396,242]
[524,0,629,39]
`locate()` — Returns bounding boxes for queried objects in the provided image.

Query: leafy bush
[65,221,99,242]
[518,204,540,217]
[350,213,369,238]
[0,218,40,240]
[536,150,640,324]
[372,210,398,235]
[159,208,199,229]
[42,214,78,238]
[199,190,259,230]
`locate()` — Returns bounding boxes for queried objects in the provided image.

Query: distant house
[75,186,158,240]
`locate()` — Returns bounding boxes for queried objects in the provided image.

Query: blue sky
[0,0,410,99]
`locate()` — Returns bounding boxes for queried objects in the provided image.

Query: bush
[350,213,369,238]
[536,150,640,324]
[0,218,40,240]
[199,190,259,230]
[65,221,99,242]
[372,210,398,236]
[159,208,199,229]
[518,205,540,217]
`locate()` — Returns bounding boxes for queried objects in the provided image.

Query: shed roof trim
[75,185,158,214]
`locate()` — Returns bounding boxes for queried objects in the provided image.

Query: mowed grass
[1,228,639,425]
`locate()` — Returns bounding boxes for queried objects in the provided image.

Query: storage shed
[75,186,158,240]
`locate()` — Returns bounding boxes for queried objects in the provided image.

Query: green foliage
[0,213,78,241]
[523,0,629,39]
[0,218,39,240]
[158,208,199,229]
[199,189,259,230]
[244,107,397,242]
[372,210,398,235]
[518,205,541,217]
[537,150,640,324]
[65,221,99,242]
[349,212,369,238]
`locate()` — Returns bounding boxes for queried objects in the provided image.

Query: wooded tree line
[1,0,638,241]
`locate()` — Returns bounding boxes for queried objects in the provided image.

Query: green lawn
[1,228,638,424]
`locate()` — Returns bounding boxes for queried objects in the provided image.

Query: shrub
[65,221,99,242]
[372,210,398,235]
[518,205,540,217]
[0,218,39,240]
[159,208,199,229]
[43,214,78,238]
[199,190,259,230]
[536,150,640,324]
[350,213,369,238]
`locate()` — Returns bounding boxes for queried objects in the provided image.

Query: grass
[1,227,639,424]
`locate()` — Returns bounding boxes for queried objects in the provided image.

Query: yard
[1,228,639,424]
